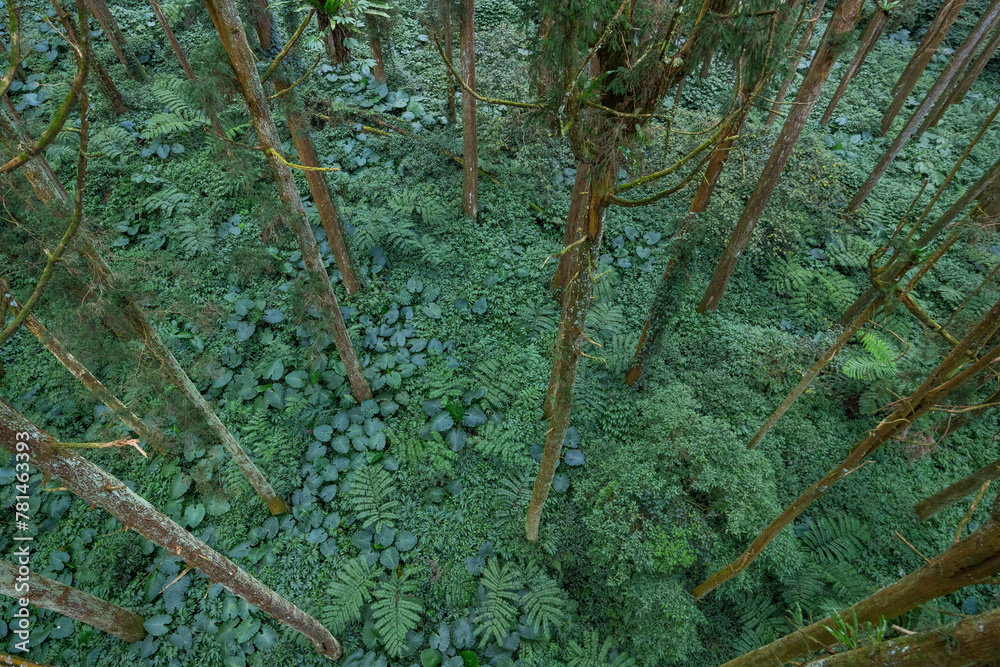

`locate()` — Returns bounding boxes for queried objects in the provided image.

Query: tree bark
[0,102,289,515]
[550,163,592,297]
[0,559,146,643]
[92,58,128,115]
[921,24,1000,133]
[849,0,1000,214]
[820,7,892,126]
[694,297,1000,599]
[725,493,1000,667]
[689,83,752,215]
[915,454,1000,521]
[317,12,350,66]
[766,0,828,127]
[367,14,385,84]
[445,3,456,124]
[459,0,477,220]
[149,0,227,143]
[0,401,342,659]
[698,0,866,313]
[84,0,146,80]
[801,606,1000,666]
[204,0,372,402]
[527,167,612,542]
[882,0,966,135]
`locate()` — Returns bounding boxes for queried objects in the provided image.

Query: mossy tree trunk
[84,0,146,79]
[819,6,892,126]
[920,24,1000,133]
[766,0,828,127]
[698,0,866,313]
[459,0,477,219]
[204,0,371,402]
[317,11,350,66]
[367,13,386,83]
[0,559,146,643]
[0,401,342,660]
[848,0,1000,214]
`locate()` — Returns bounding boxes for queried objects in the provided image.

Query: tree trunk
[915,454,1000,521]
[838,154,1000,326]
[550,162,592,298]
[921,24,1000,132]
[0,103,289,515]
[92,58,128,115]
[849,0,1000,214]
[694,297,1000,599]
[689,84,752,215]
[317,12,350,66]
[0,559,146,643]
[819,7,892,126]
[725,493,1000,667]
[698,0,865,313]
[2,282,154,442]
[445,3,456,124]
[882,0,966,135]
[367,14,386,84]
[459,0,477,220]
[801,606,1000,666]
[84,0,146,80]
[527,167,612,542]
[766,0,829,127]
[204,0,371,403]
[149,0,227,144]
[0,401,342,660]
[745,297,880,449]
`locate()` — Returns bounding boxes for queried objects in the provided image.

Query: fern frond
[345,465,400,530]
[371,571,424,658]
[322,556,376,632]
[522,564,568,636]
[474,558,522,646]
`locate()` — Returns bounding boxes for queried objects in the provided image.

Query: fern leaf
[371,571,424,658]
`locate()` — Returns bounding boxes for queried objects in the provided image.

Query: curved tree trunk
[84,0,146,79]
[699,0,866,313]
[766,0,828,127]
[820,7,892,126]
[0,401,342,660]
[0,560,146,643]
[693,297,1000,599]
[725,494,1000,667]
[204,0,371,403]
[460,0,477,220]
[882,0,966,135]
[0,102,289,516]
[849,0,1000,214]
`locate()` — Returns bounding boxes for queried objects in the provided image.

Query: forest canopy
[1,0,1000,664]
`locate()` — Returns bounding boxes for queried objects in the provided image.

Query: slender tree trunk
[698,0,866,313]
[317,12,350,66]
[84,0,146,80]
[367,14,386,84]
[528,167,612,541]
[820,7,892,125]
[849,0,1000,214]
[204,0,371,403]
[746,297,880,449]
[0,560,146,643]
[550,163,592,297]
[693,297,1000,599]
[766,0,828,127]
[445,3,456,124]
[459,0,477,220]
[149,0,227,143]
[2,282,153,441]
[921,25,1000,132]
[801,606,1000,666]
[725,493,1000,667]
[0,401,342,660]
[915,454,1000,521]
[689,84,752,215]
[92,58,128,115]
[882,0,966,135]
[0,103,289,515]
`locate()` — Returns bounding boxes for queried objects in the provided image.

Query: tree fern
[522,564,568,636]
[566,630,636,667]
[323,556,376,632]
[842,333,896,381]
[371,570,424,658]
[471,358,516,414]
[345,465,400,529]
[474,558,522,646]
[800,516,870,563]
[144,185,192,217]
[174,217,214,257]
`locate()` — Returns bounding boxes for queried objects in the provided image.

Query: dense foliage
[1,0,1000,664]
